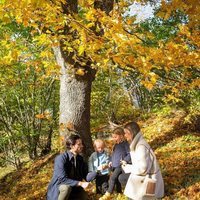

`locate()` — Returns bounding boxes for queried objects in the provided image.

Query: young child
[87,139,110,194]
[99,127,131,200]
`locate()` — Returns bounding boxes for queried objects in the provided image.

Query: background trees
[0,0,199,166]
[0,21,59,168]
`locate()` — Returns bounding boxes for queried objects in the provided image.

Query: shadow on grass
[0,169,23,198]
[0,153,58,199]
[149,115,199,150]
[148,115,200,199]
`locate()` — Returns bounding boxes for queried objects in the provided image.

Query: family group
[46,121,164,200]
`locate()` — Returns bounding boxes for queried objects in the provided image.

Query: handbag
[140,145,157,197]
[124,172,157,200]
[141,175,156,197]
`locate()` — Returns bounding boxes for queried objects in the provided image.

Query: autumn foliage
[0,0,199,93]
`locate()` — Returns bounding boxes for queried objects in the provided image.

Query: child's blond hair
[112,127,124,135]
[93,139,105,149]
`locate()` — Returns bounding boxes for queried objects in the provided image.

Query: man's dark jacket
[47,151,88,200]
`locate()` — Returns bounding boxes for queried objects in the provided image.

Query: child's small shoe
[99,192,111,200]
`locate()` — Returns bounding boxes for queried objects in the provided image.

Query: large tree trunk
[53,46,95,156]
[52,0,115,156]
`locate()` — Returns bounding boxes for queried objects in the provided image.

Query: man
[47,134,90,200]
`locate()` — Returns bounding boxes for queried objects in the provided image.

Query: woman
[122,121,164,200]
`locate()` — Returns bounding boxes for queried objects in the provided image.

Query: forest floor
[0,109,199,200]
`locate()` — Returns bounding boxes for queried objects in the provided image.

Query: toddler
[88,139,110,194]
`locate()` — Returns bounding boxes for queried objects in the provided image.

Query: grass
[0,166,15,179]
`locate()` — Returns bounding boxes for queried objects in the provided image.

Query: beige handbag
[140,145,157,197]
[141,175,156,197]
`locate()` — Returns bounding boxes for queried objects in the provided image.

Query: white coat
[123,132,164,200]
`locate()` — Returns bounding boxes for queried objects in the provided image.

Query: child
[99,127,131,200]
[87,139,110,194]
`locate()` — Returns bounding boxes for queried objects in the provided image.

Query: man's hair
[113,127,125,135]
[65,133,81,149]
[124,121,140,136]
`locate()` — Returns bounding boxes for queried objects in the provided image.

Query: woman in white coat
[122,121,164,200]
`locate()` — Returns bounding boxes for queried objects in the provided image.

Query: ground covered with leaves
[0,110,199,200]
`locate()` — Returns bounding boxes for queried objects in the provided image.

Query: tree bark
[53,46,95,156]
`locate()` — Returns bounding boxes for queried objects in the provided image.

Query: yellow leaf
[11,50,19,60]
[76,68,85,76]
[78,45,85,56]
[35,114,45,119]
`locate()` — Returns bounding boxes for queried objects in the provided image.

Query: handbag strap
[137,144,158,175]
